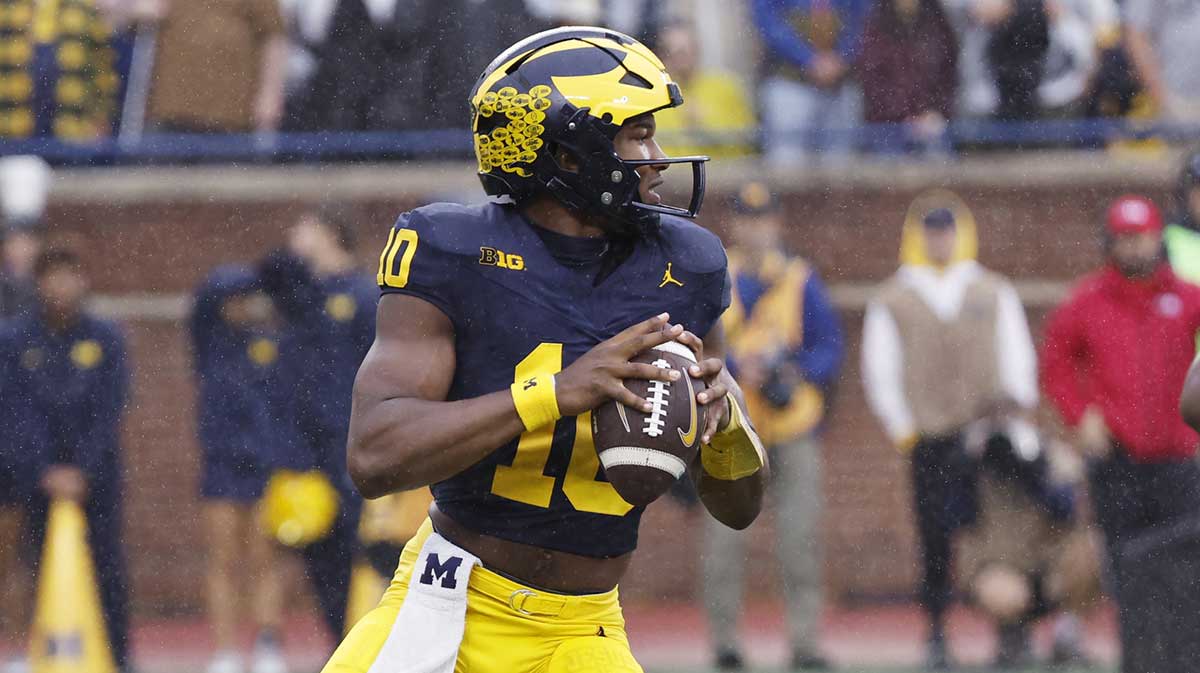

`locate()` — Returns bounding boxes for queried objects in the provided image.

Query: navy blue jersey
[377,201,729,557]
[1,312,129,481]
[190,266,297,474]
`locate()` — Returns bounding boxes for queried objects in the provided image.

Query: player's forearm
[694,381,767,529]
[694,464,766,530]
[347,392,525,498]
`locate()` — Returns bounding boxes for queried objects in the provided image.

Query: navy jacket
[1,310,129,483]
[191,266,298,471]
[259,252,376,481]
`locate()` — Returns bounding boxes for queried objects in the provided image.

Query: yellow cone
[29,500,116,673]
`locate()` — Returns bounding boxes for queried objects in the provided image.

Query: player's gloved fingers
[690,357,724,381]
[618,362,680,382]
[610,384,653,413]
[621,323,684,356]
[613,312,671,341]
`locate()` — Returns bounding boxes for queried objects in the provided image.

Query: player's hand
[809,52,846,88]
[40,465,88,503]
[1077,406,1112,459]
[555,312,683,417]
[676,330,733,444]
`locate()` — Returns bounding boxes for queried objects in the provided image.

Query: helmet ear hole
[551,143,581,173]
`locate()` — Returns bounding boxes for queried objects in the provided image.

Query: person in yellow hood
[861,191,1037,669]
[702,182,844,671]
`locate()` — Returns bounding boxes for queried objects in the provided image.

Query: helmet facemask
[544,107,707,236]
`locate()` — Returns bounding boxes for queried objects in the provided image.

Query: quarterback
[324,27,768,673]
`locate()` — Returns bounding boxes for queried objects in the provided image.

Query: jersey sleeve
[376,210,464,325]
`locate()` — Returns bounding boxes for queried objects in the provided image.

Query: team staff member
[258,206,375,641]
[1165,149,1200,282]
[0,248,130,669]
[862,195,1037,670]
[323,27,767,673]
[1042,195,1200,583]
[704,183,843,671]
[191,268,291,673]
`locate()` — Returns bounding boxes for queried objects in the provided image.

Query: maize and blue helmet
[470,26,708,235]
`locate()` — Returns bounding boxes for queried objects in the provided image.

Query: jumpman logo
[659,262,684,288]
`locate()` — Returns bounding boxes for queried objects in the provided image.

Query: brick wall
[35,162,1179,615]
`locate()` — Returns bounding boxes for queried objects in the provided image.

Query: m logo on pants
[419,553,464,589]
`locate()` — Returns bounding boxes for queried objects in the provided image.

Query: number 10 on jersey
[491,343,634,516]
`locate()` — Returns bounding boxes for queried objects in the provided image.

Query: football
[593,341,708,507]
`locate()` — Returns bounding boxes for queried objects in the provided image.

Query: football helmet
[470,26,708,234]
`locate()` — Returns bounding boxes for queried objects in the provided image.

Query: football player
[322,27,769,673]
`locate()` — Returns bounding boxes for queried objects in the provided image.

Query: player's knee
[547,635,643,673]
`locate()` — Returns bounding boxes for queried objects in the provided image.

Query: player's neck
[522,196,607,239]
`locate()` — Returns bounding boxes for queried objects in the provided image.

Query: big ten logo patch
[479,247,525,271]
[419,553,464,589]
[473,84,552,177]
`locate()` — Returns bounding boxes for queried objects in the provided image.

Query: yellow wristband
[511,373,561,432]
[700,395,766,480]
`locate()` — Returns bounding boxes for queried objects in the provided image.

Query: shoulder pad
[398,202,518,257]
[654,215,727,275]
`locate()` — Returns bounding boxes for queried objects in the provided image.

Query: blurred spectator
[862,194,1037,669]
[751,0,869,167]
[988,0,1052,121]
[147,0,286,133]
[0,0,118,141]
[0,247,131,670]
[0,221,38,321]
[653,21,755,158]
[703,184,843,672]
[282,0,430,131]
[858,0,958,155]
[0,156,50,322]
[257,204,375,642]
[93,0,165,138]
[283,0,544,132]
[190,268,289,673]
[1041,197,1200,649]
[953,415,1102,667]
[1124,0,1200,123]
[1038,0,1118,115]
[944,0,1051,121]
[0,329,31,673]
[1166,150,1200,282]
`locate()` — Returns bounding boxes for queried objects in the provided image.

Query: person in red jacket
[1041,194,1200,583]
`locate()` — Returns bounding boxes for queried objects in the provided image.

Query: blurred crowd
[0,0,1193,157]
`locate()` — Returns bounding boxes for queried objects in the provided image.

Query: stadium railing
[3,119,1198,165]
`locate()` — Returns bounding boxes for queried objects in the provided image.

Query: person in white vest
[861,191,1037,669]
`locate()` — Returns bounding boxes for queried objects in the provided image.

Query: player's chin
[640,189,663,205]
